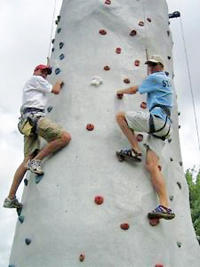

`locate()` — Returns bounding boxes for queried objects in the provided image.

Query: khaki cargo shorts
[24,117,65,157]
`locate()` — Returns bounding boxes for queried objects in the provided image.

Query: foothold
[138,21,144,26]
[55,68,61,75]
[155,264,164,267]
[59,53,65,60]
[35,174,44,184]
[179,161,183,167]
[18,215,25,224]
[105,0,111,5]
[24,179,28,186]
[115,47,122,54]
[167,30,170,36]
[117,93,123,100]
[165,71,169,76]
[90,76,103,87]
[177,181,182,190]
[123,78,130,84]
[147,18,152,22]
[140,102,147,109]
[57,28,61,33]
[168,56,171,60]
[120,223,129,230]
[178,125,181,129]
[137,134,143,142]
[168,138,172,143]
[170,158,173,162]
[59,42,64,49]
[158,165,162,172]
[129,30,137,36]
[99,29,107,35]
[134,60,140,67]
[47,106,53,113]
[104,65,110,71]
[25,238,31,245]
[51,39,55,44]
[149,218,160,226]
[94,196,104,205]
[178,112,181,116]
[169,195,174,201]
[79,254,85,262]
[86,124,94,131]
[177,241,182,248]
[52,47,55,53]
[57,15,61,22]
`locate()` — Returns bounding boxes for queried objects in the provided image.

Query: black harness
[149,104,172,141]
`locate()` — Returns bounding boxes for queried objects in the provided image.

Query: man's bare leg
[116,111,142,154]
[145,148,169,207]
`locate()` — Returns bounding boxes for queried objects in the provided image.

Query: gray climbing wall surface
[9,0,200,266]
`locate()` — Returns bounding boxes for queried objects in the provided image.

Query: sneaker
[27,159,44,175]
[148,205,175,220]
[3,197,23,209]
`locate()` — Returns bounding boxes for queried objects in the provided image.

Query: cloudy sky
[0,0,199,265]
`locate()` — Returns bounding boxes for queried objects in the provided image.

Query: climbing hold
[90,76,103,87]
[35,174,44,184]
[24,179,28,186]
[117,93,123,100]
[165,71,169,76]
[120,223,129,230]
[52,48,55,53]
[155,264,164,267]
[178,125,181,129]
[104,65,110,71]
[25,238,32,245]
[57,15,61,22]
[123,78,130,84]
[57,28,61,34]
[51,39,55,44]
[168,56,171,60]
[167,30,170,36]
[47,106,53,113]
[55,68,61,75]
[86,124,94,131]
[129,30,137,36]
[140,102,147,109]
[138,21,144,26]
[177,181,182,190]
[178,112,181,116]
[18,215,25,224]
[168,138,172,143]
[134,60,140,67]
[59,53,65,60]
[177,241,182,248]
[115,47,122,54]
[147,18,152,22]
[79,254,85,262]
[137,134,143,142]
[179,161,183,167]
[94,196,104,205]
[59,42,64,49]
[105,0,111,5]
[169,195,174,201]
[99,29,107,35]
[158,165,162,172]
[170,158,173,162]
[8,265,15,267]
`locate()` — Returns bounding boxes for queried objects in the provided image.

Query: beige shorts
[24,117,65,157]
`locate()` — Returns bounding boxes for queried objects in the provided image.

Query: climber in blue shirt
[116,55,175,220]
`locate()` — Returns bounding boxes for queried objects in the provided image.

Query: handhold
[18,215,25,224]
[24,179,28,186]
[140,102,147,109]
[47,106,53,113]
[168,138,172,143]
[57,15,61,22]
[179,161,183,167]
[177,241,182,248]
[138,21,144,26]
[59,53,65,60]
[35,174,44,184]
[52,48,55,53]
[137,134,143,142]
[99,29,107,35]
[155,264,164,267]
[117,93,123,100]
[59,42,64,49]
[178,112,181,116]
[86,124,94,131]
[104,65,110,71]
[178,125,181,129]
[115,47,122,54]
[177,181,182,190]
[158,165,162,171]
[25,238,31,245]
[165,71,169,76]
[129,30,137,36]
[94,196,104,205]
[134,60,140,67]
[79,253,85,262]
[167,30,170,36]
[170,158,173,162]
[51,39,55,44]
[147,18,152,22]
[57,28,61,33]
[90,76,103,87]
[123,78,130,84]
[55,68,61,75]
[168,56,171,60]
[169,195,174,201]
[55,20,58,25]
[120,223,129,230]
[105,0,111,5]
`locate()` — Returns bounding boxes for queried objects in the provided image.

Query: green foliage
[185,168,200,236]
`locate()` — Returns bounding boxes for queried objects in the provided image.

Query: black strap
[149,114,171,141]
[23,107,45,114]
[149,104,171,117]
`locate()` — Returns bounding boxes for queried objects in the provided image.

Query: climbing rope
[179,17,200,157]
[48,0,58,59]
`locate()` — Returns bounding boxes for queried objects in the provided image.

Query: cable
[179,17,200,156]
[48,0,57,59]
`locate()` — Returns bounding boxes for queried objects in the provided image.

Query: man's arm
[52,81,64,95]
[116,86,138,98]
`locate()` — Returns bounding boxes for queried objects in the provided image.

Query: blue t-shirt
[138,72,173,121]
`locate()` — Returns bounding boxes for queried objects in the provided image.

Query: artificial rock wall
[9,0,200,266]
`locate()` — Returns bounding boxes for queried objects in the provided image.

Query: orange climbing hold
[120,223,129,230]
[115,47,122,54]
[94,196,104,205]
[140,102,147,109]
[123,78,130,84]
[86,124,94,131]
[104,65,110,71]
[137,134,143,142]
[135,60,140,67]
[138,21,144,26]
[99,29,107,35]
[79,254,85,262]
[129,30,137,36]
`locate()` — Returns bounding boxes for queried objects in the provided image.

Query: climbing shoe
[3,197,23,209]
[148,205,175,220]
[27,159,44,175]
[116,148,142,162]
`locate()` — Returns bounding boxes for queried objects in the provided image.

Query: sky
[0,0,199,265]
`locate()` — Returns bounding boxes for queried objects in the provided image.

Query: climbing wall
[9,0,200,266]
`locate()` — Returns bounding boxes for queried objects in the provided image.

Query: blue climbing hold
[25,238,31,245]
[57,28,62,33]
[59,42,64,49]
[35,174,44,184]
[55,68,61,75]
[59,53,65,60]
[24,179,28,186]
[47,106,53,113]
[18,215,25,224]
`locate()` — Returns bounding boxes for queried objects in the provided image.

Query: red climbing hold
[94,196,104,205]
[140,102,147,109]
[79,254,85,262]
[147,18,152,22]
[120,223,129,230]
[138,21,144,26]
[137,134,143,142]
[115,47,122,54]
[158,165,162,172]
[134,60,140,67]
[105,0,111,5]
[104,65,110,71]
[155,264,164,267]
[123,78,130,84]
[129,30,137,36]
[99,29,107,35]
[86,124,94,131]
[117,93,123,100]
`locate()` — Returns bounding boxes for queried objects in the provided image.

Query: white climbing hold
[90,76,103,87]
